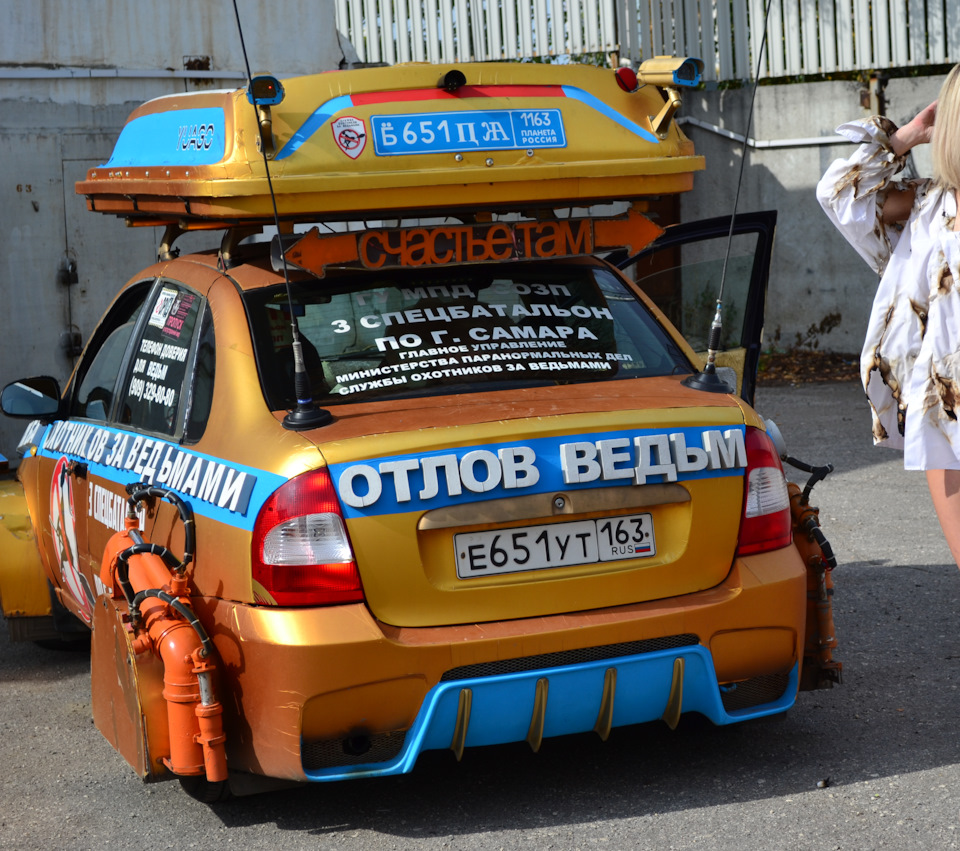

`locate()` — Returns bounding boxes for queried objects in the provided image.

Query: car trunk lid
[310,380,748,627]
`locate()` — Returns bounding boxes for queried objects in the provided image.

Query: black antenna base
[283,342,333,430]
[283,403,333,430]
[682,364,734,394]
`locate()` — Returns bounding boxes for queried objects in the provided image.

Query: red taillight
[736,427,793,556]
[615,66,639,92]
[252,468,363,606]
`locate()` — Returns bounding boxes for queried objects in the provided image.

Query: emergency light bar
[637,57,704,88]
[247,75,284,106]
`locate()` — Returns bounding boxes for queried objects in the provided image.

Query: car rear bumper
[304,648,799,782]
[199,545,806,782]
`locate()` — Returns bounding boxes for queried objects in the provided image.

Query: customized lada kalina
[0,61,838,800]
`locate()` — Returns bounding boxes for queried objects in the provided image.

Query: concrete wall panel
[1,132,68,384]
[0,0,345,460]
[680,73,946,367]
[6,0,345,81]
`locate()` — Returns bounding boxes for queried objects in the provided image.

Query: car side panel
[0,478,51,621]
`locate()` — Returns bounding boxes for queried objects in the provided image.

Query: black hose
[810,524,837,570]
[131,588,214,657]
[783,457,834,505]
[115,540,182,623]
[117,541,182,572]
[115,484,212,655]
[111,530,143,611]
[802,516,837,570]
[124,483,196,572]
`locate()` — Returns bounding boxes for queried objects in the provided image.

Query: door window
[71,282,152,421]
[617,212,777,406]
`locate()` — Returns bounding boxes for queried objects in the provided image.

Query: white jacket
[817,116,960,470]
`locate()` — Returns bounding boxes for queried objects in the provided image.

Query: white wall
[680,73,944,360]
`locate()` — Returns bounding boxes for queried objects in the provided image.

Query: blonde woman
[817,65,960,566]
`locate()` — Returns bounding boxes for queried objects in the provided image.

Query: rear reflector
[252,468,363,606]
[737,427,792,556]
[262,514,353,565]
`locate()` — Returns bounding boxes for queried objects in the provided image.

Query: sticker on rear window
[149,286,179,328]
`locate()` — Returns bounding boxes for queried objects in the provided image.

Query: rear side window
[245,261,691,409]
[183,307,216,443]
[118,284,204,436]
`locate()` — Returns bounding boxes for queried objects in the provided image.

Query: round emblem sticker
[332,116,367,159]
[50,456,95,623]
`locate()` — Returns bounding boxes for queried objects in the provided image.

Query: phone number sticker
[371,109,567,156]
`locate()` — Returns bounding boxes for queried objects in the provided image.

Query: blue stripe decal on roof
[104,108,226,168]
[274,88,658,159]
[559,86,659,144]
[274,94,356,160]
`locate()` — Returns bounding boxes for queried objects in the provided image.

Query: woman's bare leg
[926,469,960,567]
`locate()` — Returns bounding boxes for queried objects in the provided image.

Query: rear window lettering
[245,262,690,409]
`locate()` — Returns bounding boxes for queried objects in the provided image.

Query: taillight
[615,66,639,92]
[736,427,792,556]
[252,468,363,606]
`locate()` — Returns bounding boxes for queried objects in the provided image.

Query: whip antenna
[231,1,332,428]
[683,0,774,393]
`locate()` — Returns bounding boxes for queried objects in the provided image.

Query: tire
[33,632,91,651]
[178,775,233,803]
[31,582,91,649]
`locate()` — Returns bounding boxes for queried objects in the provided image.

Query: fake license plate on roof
[455,513,655,579]
[371,110,567,156]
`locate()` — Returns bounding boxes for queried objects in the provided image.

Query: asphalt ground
[2,380,959,850]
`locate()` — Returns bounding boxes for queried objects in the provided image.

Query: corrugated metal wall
[336,0,618,63]
[338,0,960,81]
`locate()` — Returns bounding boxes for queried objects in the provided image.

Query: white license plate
[455,513,656,579]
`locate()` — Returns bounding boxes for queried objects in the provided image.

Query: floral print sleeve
[816,116,910,276]
[818,114,960,468]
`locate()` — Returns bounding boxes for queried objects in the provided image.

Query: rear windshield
[244,261,692,409]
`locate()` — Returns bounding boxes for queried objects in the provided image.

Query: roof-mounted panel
[77,62,704,224]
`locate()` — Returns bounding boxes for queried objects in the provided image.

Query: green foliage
[522,52,610,67]
[793,312,842,350]
[767,312,842,355]
[684,286,740,350]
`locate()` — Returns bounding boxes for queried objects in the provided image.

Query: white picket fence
[335,0,618,65]
[336,0,960,81]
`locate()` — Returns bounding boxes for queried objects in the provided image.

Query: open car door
[616,211,777,407]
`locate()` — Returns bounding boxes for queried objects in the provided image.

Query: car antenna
[682,0,773,394]
[231,1,332,429]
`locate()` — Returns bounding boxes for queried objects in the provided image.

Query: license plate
[455,513,655,579]
[371,109,567,156]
